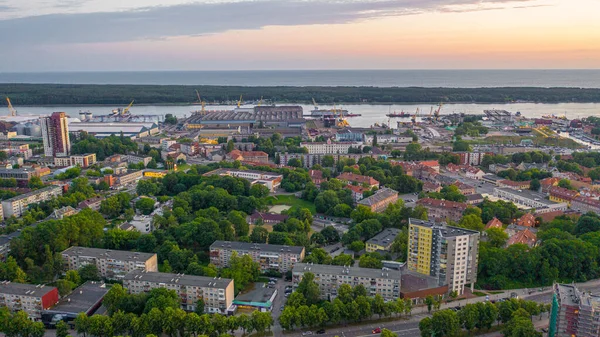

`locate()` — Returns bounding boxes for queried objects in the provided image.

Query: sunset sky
[1,0,599,71]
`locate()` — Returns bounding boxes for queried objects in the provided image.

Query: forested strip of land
[3,83,600,105]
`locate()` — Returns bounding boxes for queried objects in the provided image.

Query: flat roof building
[124,270,234,314]
[292,263,401,301]
[61,247,158,280]
[2,185,63,219]
[0,281,59,320]
[366,228,401,253]
[41,281,108,327]
[494,187,568,214]
[552,283,600,337]
[210,241,305,273]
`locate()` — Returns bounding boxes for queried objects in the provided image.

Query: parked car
[316,329,326,334]
[372,327,382,334]
[302,332,313,336]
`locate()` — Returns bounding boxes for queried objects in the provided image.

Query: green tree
[28,176,45,189]
[250,184,270,198]
[530,178,541,191]
[135,198,156,215]
[485,227,509,248]
[431,309,460,337]
[296,272,321,305]
[79,264,101,282]
[250,226,269,243]
[56,320,69,337]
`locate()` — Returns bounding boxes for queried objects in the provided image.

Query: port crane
[335,103,350,128]
[123,100,134,115]
[195,90,201,103]
[258,96,263,106]
[434,103,443,121]
[6,97,17,117]
[237,95,243,108]
[411,108,420,125]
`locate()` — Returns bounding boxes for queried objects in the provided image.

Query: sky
[1,0,599,71]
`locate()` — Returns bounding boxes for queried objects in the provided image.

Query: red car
[372,327,381,334]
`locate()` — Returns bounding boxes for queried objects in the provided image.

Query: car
[372,327,382,334]
[542,328,549,333]
[280,305,284,311]
[316,329,326,334]
[302,332,313,336]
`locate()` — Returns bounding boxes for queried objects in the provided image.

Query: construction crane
[237,95,243,108]
[411,108,420,125]
[429,107,434,123]
[195,90,202,104]
[312,97,318,109]
[6,97,17,117]
[434,103,444,121]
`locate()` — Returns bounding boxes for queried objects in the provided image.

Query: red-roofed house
[416,198,468,222]
[465,167,485,180]
[516,213,536,227]
[345,185,370,202]
[227,150,269,163]
[485,217,503,230]
[446,163,463,173]
[549,186,580,207]
[506,228,537,247]
[337,172,380,188]
[540,177,560,193]
[423,182,442,193]
[418,161,440,173]
[453,182,476,195]
[309,170,326,186]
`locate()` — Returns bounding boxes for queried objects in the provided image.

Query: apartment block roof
[124,270,232,289]
[3,185,62,203]
[61,247,156,262]
[409,218,480,238]
[293,263,402,280]
[210,241,305,255]
[0,281,56,297]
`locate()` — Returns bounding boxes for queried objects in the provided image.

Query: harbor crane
[434,103,443,121]
[237,95,243,108]
[411,107,420,125]
[123,100,134,115]
[6,97,17,116]
[335,103,350,128]
[258,96,263,106]
[195,90,202,104]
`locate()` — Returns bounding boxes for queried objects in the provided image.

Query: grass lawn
[176,163,191,172]
[266,195,316,214]
[472,291,487,297]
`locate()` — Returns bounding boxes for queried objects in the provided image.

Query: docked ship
[307,98,361,118]
[386,111,411,118]
[307,107,361,118]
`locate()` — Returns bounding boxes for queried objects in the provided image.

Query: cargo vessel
[386,111,411,118]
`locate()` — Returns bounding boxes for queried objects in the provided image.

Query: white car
[302,332,313,336]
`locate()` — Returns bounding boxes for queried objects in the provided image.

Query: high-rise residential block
[407,218,480,295]
[41,112,71,157]
[551,283,600,337]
